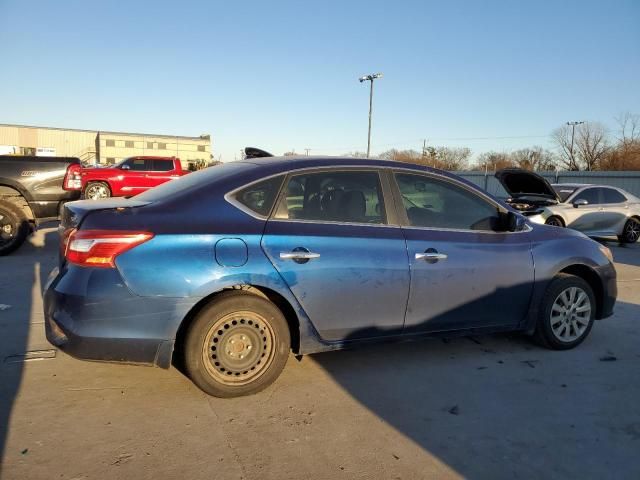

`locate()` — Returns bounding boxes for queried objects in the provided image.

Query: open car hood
[494,168,559,201]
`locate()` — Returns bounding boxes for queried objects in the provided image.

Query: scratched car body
[44,157,617,397]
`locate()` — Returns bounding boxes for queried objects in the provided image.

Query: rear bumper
[43,266,193,368]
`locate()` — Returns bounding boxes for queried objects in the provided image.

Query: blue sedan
[44,157,617,397]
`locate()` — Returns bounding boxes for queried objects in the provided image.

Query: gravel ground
[1,227,639,480]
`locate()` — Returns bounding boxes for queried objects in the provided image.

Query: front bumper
[595,262,617,319]
[43,266,194,368]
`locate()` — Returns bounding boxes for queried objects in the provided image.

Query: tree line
[345,112,640,171]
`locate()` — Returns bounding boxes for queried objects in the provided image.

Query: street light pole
[359,73,383,157]
[566,121,584,170]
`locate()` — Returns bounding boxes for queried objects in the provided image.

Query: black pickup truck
[0,155,82,255]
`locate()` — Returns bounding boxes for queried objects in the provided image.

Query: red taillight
[63,164,83,191]
[60,227,76,258]
[65,230,154,268]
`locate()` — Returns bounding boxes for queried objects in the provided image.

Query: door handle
[415,252,448,261]
[280,249,320,264]
[415,248,448,263]
[280,251,320,260]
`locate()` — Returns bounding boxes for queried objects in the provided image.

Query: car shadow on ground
[0,227,57,473]
[313,298,640,479]
[605,241,640,268]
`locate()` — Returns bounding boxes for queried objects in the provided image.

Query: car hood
[495,169,559,201]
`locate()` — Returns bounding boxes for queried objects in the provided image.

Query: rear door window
[601,188,627,204]
[152,159,174,171]
[274,170,386,224]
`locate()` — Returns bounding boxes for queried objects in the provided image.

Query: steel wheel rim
[550,286,591,342]
[86,184,109,200]
[625,220,640,242]
[202,311,276,386]
[546,217,562,227]
[0,211,15,244]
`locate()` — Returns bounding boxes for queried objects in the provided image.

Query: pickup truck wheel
[0,199,30,256]
[184,292,290,398]
[84,182,111,200]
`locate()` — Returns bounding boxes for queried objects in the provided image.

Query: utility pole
[566,121,584,170]
[304,148,310,156]
[359,73,383,157]
[422,139,426,161]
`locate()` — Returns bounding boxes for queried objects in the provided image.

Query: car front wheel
[184,291,290,398]
[533,274,595,350]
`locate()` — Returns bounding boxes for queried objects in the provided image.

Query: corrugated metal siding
[457,171,640,198]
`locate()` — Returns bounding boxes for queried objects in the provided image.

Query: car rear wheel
[84,182,111,200]
[533,274,595,350]
[184,291,290,397]
[0,199,30,256]
[619,218,640,244]
[545,216,564,227]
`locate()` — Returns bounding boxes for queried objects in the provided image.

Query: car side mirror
[120,164,130,170]
[506,211,526,232]
[572,198,588,208]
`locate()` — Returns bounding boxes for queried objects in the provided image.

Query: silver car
[495,169,640,243]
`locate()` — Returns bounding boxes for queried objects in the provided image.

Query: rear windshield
[552,186,578,202]
[135,162,252,202]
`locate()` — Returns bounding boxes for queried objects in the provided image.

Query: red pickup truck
[81,156,188,199]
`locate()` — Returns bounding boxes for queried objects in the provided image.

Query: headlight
[599,244,614,263]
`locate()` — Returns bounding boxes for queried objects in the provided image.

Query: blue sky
[1,0,638,162]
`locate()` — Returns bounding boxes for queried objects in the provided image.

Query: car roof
[551,183,619,189]
[236,155,444,174]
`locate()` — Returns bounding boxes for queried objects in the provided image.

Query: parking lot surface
[1,227,639,480]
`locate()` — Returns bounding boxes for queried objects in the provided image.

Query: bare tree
[616,112,640,146]
[343,151,369,158]
[379,149,424,164]
[552,125,579,170]
[575,122,609,171]
[601,112,640,170]
[476,151,514,171]
[510,147,557,171]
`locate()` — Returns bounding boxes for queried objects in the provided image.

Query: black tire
[545,216,565,227]
[619,217,640,244]
[533,274,596,350]
[84,181,111,200]
[184,291,290,398]
[0,199,31,256]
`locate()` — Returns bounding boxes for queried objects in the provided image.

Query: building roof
[0,123,210,141]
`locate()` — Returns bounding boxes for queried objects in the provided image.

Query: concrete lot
[1,226,639,480]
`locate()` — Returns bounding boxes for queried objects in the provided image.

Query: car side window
[572,188,600,205]
[234,175,284,217]
[601,188,627,204]
[395,173,501,231]
[128,158,149,171]
[274,170,386,224]
[152,159,174,171]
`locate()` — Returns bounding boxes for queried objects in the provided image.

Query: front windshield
[552,186,578,202]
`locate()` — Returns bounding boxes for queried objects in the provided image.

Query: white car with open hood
[495,169,640,244]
